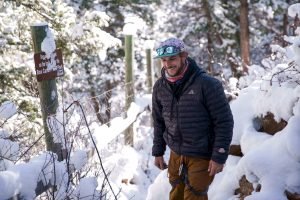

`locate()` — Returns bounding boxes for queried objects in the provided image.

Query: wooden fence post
[146,48,153,93]
[154,58,162,81]
[124,34,134,146]
[30,24,63,160]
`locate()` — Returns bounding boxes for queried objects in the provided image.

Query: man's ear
[180,51,188,58]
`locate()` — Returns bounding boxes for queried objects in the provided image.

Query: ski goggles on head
[155,46,181,59]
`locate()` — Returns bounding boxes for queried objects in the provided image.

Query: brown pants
[168,151,214,200]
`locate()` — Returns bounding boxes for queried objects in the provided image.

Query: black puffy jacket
[152,57,234,164]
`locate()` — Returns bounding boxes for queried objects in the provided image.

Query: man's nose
[164,60,172,67]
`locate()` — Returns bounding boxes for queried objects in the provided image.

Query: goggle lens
[157,47,165,56]
[156,46,179,56]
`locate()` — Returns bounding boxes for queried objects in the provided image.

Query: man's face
[161,55,186,77]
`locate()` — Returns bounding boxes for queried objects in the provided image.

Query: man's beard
[166,60,185,77]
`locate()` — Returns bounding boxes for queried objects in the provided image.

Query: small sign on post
[34,48,64,82]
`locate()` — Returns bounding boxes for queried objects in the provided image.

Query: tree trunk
[283,13,288,36]
[90,90,105,124]
[104,80,112,123]
[202,0,214,74]
[283,0,290,37]
[240,0,250,73]
[84,61,105,124]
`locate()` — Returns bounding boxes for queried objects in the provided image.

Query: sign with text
[34,49,64,82]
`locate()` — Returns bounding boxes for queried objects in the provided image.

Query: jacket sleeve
[203,78,234,164]
[152,82,166,157]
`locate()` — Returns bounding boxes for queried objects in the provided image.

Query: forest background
[1,0,300,199]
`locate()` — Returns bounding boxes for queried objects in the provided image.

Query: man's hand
[208,160,224,176]
[154,156,167,170]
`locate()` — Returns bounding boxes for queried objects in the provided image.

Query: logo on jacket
[218,148,226,153]
[188,89,195,95]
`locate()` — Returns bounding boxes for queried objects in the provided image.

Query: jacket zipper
[176,100,183,155]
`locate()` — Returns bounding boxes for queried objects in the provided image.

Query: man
[152,38,234,200]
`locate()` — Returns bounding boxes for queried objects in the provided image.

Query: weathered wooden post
[146,48,153,93]
[154,58,162,80]
[145,40,154,93]
[31,24,64,160]
[125,34,134,110]
[123,23,136,146]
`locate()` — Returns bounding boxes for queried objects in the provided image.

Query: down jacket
[152,57,234,164]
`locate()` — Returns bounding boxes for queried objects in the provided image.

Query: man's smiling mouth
[166,66,175,70]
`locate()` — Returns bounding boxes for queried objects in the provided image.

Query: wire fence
[0,76,154,199]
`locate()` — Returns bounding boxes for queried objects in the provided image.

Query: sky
[1,2,300,200]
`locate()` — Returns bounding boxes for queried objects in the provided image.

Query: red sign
[34,49,64,82]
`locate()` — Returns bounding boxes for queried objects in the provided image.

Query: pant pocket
[185,159,214,194]
[168,151,181,181]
